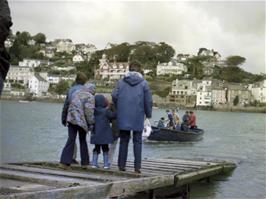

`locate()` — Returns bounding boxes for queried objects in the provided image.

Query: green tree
[16,31,31,45]
[75,61,94,79]
[33,33,46,44]
[154,42,175,63]
[9,31,45,63]
[105,42,131,62]
[55,80,69,95]
[183,56,205,79]
[233,95,239,106]
[226,56,246,67]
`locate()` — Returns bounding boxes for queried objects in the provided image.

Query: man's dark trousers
[60,123,89,166]
[118,130,142,170]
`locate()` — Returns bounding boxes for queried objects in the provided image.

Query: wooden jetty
[0,158,236,199]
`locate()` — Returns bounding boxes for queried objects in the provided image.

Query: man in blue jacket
[112,60,153,173]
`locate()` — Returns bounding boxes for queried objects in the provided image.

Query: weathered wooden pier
[0,158,236,199]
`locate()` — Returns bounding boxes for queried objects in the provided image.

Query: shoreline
[155,103,266,113]
[1,96,266,113]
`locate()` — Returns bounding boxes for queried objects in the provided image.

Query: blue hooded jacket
[112,72,153,132]
[90,95,116,145]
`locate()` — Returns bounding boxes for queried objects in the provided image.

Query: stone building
[95,54,129,80]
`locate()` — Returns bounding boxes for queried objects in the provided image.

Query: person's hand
[62,120,67,127]
[89,125,94,133]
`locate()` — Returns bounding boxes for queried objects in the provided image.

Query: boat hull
[148,126,204,142]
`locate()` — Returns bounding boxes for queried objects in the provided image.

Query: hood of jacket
[123,71,144,86]
[95,94,107,108]
[83,82,96,95]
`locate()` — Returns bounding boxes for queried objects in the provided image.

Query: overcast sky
[8,0,265,74]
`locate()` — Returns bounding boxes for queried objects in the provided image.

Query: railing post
[182,184,191,199]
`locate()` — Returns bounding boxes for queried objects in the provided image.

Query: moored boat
[148,126,204,142]
[18,100,30,103]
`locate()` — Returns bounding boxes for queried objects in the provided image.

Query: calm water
[0,100,266,199]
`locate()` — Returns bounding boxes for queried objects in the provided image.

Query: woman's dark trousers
[118,130,142,170]
[60,123,89,166]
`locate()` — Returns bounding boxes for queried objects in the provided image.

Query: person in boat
[181,111,190,131]
[166,109,175,129]
[157,117,165,128]
[112,60,153,174]
[189,111,197,129]
[172,109,180,129]
[90,95,116,169]
[60,80,95,169]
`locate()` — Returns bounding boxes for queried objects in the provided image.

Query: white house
[72,54,84,63]
[19,59,53,68]
[4,38,13,48]
[52,66,75,71]
[27,39,36,46]
[198,49,221,60]
[95,54,129,80]
[176,54,191,62]
[61,75,76,81]
[169,79,199,106]
[19,59,41,68]
[56,39,75,53]
[227,83,251,106]
[156,59,187,76]
[171,79,198,96]
[3,81,11,91]
[29,74,50,96]
[196,80,212,107]
[47,75,60,84]
[40,46,56,58]
[143,69,153,75]
[212,89,226,105]
[6,66,34,85]
[10,90,25,97]
[248,80,266,103]
[75,43,97,54]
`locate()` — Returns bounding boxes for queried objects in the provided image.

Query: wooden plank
[108,175,175,197]
[140,160,206,169]
[18,162,141,178]
[0,169,102,187]
[123,162,199,171]
[1,184,111,199]
[143,159,218,166]
[1,165,129,182]
[0,178,53,193]
[175,166,225,186]
[1,174,175,199]
[110,163,179,175]
[119,162,189,173]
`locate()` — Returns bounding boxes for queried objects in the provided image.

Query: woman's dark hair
[75,72,88,85]
[129,60,142,72]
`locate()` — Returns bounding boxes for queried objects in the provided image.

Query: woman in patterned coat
[60,82,95,169]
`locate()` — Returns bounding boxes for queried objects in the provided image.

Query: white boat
[18,100,30,103]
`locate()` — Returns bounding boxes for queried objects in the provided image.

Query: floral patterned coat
[67,83,95,132]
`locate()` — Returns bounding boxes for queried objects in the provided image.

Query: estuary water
[0,100,265,199]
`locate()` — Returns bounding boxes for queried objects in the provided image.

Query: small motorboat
[147,126,204,142]
[18,100,30,103]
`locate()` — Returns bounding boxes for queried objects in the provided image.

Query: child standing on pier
[90,95,116,169]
